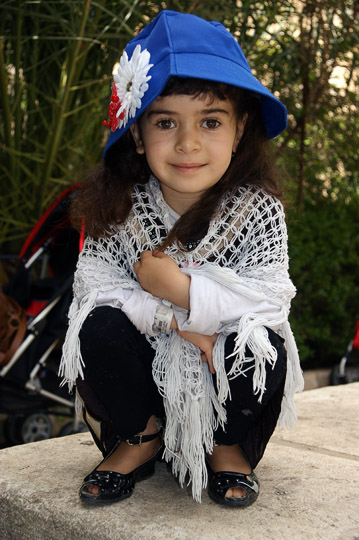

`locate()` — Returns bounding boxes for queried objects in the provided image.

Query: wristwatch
[152,302,174,334]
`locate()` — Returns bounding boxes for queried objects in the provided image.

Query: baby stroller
[0,184,86,445]
[330,320,359,385]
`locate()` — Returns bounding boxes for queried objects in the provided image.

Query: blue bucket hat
[103,10,287,156]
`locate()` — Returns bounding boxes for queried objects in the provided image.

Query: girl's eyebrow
[201,108,230,115]
[146,109,176,117]
[146,107,230,117]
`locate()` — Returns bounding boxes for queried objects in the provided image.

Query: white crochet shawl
[60,176,303,502]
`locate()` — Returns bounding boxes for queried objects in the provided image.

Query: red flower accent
[103,83,126,131]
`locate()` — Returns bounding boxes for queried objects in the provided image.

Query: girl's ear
[233,113,248,152]
[130,122,145,154]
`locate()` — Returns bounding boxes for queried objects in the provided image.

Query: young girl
[60,10,303,507]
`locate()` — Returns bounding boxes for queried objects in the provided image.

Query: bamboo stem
[0,39,16,187]
[14,0,22,159]
[39,0,91,200]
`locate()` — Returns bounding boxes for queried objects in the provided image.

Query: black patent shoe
[79,429,162,505]
[206,453,259,508]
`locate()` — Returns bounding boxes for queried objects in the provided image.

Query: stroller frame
[1,185,84,444]
[330,321,359,385]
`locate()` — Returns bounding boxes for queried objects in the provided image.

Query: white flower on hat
[113,44,153,129]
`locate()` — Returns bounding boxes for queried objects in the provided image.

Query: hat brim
[173,53,287,139]
[104,53,287,156]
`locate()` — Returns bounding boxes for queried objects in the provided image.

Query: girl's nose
[175,126,201,153]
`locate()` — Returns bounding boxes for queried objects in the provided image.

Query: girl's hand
[176,329,218,374]
[133,251,190,309]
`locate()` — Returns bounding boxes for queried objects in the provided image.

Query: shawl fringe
[59,290,97,390]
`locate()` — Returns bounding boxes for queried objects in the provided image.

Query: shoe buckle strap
[126,434,143,446]
[125,428,162,446]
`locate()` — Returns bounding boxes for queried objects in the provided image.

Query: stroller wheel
[330,363,359,385]
[4,413,53,445]
[330,364,347,385]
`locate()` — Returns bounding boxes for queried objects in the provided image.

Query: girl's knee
[81,306,130,336]
[79,306,154,374]
[80,306,143,349]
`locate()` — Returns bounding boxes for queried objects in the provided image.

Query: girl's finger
[201,351,216,374]
[140,250,152,260]
[205,351,216,374]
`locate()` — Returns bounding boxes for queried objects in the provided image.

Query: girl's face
[131,93,246,215]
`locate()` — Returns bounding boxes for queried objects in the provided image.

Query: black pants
[77,306,287,466]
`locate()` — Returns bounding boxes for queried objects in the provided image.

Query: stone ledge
[303,368,331,390]
[1,384,359,540]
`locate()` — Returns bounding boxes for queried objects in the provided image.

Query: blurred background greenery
[1,0,358,369]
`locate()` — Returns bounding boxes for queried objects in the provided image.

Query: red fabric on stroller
[352,321,359,351]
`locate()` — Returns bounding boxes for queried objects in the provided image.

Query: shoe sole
[208,489,259,508]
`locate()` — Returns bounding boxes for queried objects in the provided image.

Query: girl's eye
[156,119,175,129]
[202,118,220,129]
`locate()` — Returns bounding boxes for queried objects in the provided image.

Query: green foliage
[288,195,359,367]
[1,0,358,368]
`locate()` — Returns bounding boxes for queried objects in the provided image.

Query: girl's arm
[134,251,218,373]
[133,250,283,337]
[74,238,168,337]
[174,271,283,335]
[176,328,218,374]
[133,250,190,310]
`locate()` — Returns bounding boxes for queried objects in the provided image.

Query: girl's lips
[171,163,206,173]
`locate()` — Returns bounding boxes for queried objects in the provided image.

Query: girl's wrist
[166,274,191,311]
[170,316,178,330]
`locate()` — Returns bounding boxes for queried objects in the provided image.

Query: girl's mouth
[171,163,206,173]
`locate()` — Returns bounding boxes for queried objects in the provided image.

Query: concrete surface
[0,383,358,540]
[302,368,331,390]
